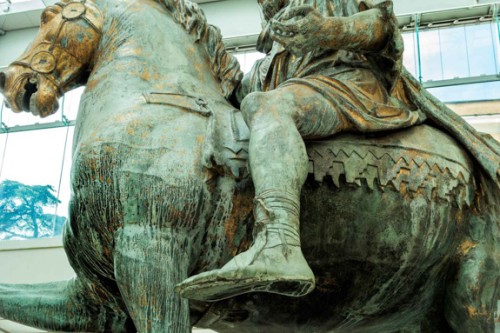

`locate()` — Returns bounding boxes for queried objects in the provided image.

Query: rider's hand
[269,6,336,55]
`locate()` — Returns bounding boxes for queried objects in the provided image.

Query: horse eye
[41,7,58,24]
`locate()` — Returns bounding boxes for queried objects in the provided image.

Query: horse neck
[88,0,224,98]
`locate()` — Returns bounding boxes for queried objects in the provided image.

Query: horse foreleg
[0,278,134,332]
[115,225,192,333]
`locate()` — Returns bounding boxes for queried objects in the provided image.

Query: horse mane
[158,0,243,98]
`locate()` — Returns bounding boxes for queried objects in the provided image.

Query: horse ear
[0,72,5,91]
[41,8,57,25]
[358,1,370,12]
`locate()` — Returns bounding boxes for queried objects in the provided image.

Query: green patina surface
[0,0,498,332]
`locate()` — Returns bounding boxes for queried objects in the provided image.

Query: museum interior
[0,0,499,331]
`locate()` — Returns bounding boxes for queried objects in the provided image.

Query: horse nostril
[0,72,5,91]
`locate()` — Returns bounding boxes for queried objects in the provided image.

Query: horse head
[0,0,103,117]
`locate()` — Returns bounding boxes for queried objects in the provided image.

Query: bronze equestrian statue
[0,0,498,332]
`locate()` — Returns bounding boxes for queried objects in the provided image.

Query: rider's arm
[320,6,391,52]
[269,1,396,55]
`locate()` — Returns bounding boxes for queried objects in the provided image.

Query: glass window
[439,26,469,79]
[492,22,500,72]
[419,29,444,81]
[465,23,498,77]
[2,99,63,128]
[0,127,69,240]
[233,53,246,70]
[233,50,265,74]
[428,81,500,103]
[62,86,85,121]
[53,126,74,223]
[0,132,7,180]
[402,32,418,78]
[0,99,8,177]
[243,51,265,73]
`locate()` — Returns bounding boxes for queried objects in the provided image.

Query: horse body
[194,125,477,333]
[0,0,498,332]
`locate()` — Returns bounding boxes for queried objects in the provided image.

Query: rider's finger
[270,19,299,35]
[279,5,314,21]
[269,25,297,41]
[269,30,289,46]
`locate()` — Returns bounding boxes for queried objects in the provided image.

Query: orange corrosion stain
[459,240,478,256]
[468,306,477,318]
[194,62,203,74]
[467,305,490,319]
[224,191,254,256]
[140,67,151,81]
[86,79,98,91]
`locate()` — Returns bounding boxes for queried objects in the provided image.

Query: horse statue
[0,0,499,332]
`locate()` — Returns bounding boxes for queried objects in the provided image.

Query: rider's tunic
[239,0,426,136]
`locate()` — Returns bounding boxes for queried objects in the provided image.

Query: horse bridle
[11,0,102,93]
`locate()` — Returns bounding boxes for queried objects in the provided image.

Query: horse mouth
[22,80,38,112]
[15,78,59,117]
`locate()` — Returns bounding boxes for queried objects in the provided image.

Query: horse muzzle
[1,68,60,117]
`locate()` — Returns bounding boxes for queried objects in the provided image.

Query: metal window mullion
[437,28,445,80]
[415,14,423,83]
[489,22,499,74]
[495,4,500,74]
[463,25,471,78]
[0,101,8,180]
[52,124,70,236]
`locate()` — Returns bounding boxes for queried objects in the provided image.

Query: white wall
[393,0,498,14]
[0,239,74,333]
[0,238,74,284]
[201,0,261,38]
[0,27,38,68]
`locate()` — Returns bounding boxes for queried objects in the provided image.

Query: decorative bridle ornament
[11,1,102,93]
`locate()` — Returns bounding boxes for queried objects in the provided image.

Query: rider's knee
[241,91,294,127]
[240,92,267,126]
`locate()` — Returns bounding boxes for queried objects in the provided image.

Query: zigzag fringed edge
[308,143,476,208]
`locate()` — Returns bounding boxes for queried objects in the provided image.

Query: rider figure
[178,0,425,301]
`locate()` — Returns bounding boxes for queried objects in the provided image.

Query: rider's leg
[177,83,345,301]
